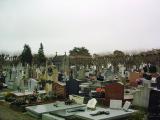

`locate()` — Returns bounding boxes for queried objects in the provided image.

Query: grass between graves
[0,100,37,120]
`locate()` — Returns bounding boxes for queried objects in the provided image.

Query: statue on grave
[36,67,46,90]
[77,67,85,80]
[20,70,25,92]
[45,64,58,93]
[36,67,42,80]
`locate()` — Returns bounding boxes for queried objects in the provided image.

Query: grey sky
[0,0,160,55]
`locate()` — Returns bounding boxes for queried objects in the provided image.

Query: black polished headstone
[156,76,160,89]
[66,78,80,96]
[148,90,160,114]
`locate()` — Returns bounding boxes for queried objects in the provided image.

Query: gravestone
[132,82,151,108]
[66,78,80,96]
[118,64,126,78]
[15,65,22,89]
[9,66,17,90]
[5,67,11,86]
[104,68,114,80]
[45,65,58,93]
[36,67,42,80]
[52,82,66,98]
[104,82,124,106]
[128,72,142,86]
[28,78,38,92]
[31,66,37,79]
[20,72,25,92]
[6,68,14,89]
[77,67,85,80]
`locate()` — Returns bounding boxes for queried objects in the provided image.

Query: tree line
[0,44,160,70]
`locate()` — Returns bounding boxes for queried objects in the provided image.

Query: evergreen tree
[20,44,33,66]
[37,43,46,66]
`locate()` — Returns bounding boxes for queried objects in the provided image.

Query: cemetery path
[0,101,36,120]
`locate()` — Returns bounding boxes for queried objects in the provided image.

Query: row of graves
[26,64,137,120]
[1,62,160,120]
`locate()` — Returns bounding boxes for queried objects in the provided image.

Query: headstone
[24,66,28,79]
[12,66,17,90]
[85,69,90,78]
[36,67,42,80]
[2,70,7,83]
[15,65,22,89]
[32,66,37,79]
[148,89,160,114]
[104,82,124,106]
[28,78,38,92]
[128,72,142,86]
[4,68,9,85]
[45,65,58,93]
[132,83,151,108]
[77,67,85,80]
[104,66,114,80]
[118,64,126,78]
[6,68,13,89]
[132,65,137,72]
[66,78,80,96]
[52,82,66,98]
[46,65,58,82]
[123,101,131,111]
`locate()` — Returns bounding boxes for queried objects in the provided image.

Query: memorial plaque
[110,100,122,109]
[123,101,131,111]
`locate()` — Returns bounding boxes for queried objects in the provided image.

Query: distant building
[52,54,69,73]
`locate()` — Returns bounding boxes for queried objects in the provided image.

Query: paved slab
[26,101,85,118]
[75,107,137,120]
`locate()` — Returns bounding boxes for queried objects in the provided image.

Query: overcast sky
[0,0,160,55]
